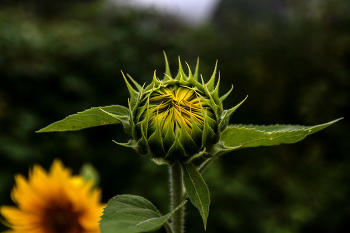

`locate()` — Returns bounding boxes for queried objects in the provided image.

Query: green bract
[111,53,246,166]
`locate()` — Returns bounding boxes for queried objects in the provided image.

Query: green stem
[170,160,185,233]
[164,222,173,233]
[197,155,220,174]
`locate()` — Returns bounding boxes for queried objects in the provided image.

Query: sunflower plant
[37,53,342,233]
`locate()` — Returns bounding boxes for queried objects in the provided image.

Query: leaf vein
[136,217,159,227]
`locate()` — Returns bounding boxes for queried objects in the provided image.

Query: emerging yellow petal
[143,86,213,134]
[0,159,104,233]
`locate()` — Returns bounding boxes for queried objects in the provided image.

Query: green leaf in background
[80,163,100,186]
[36,105,129,132]
[100,194,187,233]
[181,162,210,230]
[209,118,342,156]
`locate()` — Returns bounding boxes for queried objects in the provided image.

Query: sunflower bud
[117,53,245,166]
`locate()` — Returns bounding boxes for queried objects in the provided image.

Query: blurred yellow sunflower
[0,160,104,233]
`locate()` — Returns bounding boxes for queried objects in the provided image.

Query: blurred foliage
[0,0,349,233]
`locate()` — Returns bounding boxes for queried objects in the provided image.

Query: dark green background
[0,0,349,232]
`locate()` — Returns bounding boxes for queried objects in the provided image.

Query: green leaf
[37,105,129,133]
[190,116,203,148]
[100,195,186,233]
[122,71,139,110]
[80,163,100,186]
[113,139,147,155]
[99,108,131,134]
[181,162,210,230]
[219,85,233,102]
[175,56,187,81]
[148,122,166,157]
[193,57,199,81]
[210,73,222,110]
[217,118,342,152]
[218,96,248,132]
[205,60,218,92]
[201,112,217,150]
[179,119,198,156]
[166,135,186,161]
[163,51,172,81]
[163,122,176,152]
[126,74,142,92]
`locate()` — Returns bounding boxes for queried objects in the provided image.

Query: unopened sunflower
[109,54,246,165]
[0,160,104,233]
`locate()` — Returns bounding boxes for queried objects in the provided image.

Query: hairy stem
[170,161,185,233]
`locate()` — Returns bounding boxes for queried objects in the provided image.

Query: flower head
[0,160,104,233]
[109,52,246,166]
[140,86,214,134]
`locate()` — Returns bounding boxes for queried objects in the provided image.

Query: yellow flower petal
[143,86,213,134]
[1,160,103,233]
